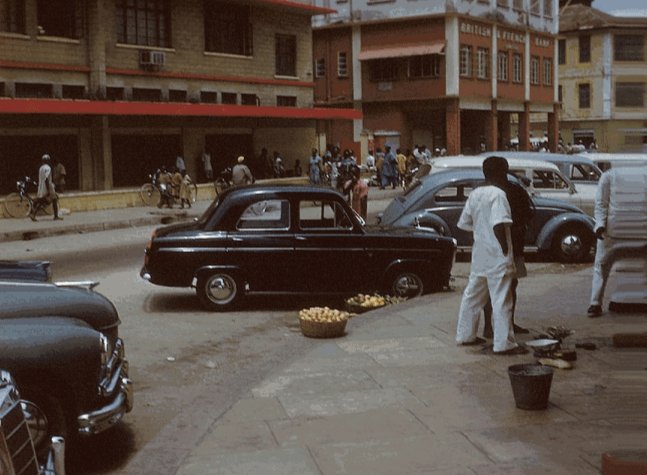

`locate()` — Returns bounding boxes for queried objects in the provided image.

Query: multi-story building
[312,0,559,158]
[559,1,647,152]
[0,0,359,194]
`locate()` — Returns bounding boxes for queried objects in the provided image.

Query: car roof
[579,152,647,162]
[486,151,598,167]
[222,184,345,199]
[431,155,560,171]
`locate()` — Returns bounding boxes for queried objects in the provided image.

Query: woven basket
[299,317,347,338]
[345,301,385,314]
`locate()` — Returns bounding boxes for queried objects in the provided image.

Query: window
[558,39,566,65]
[369,60,397,81]
[275,34,296,76]
[571,164,601,182]
[132,88,162,102]
[204,1,252,56]
[460,45,472,77]
[579,83,591,108]
[544,0,553,17]
[277,95,297,107]
[532,170,569,190]
[337,52,348,77]
[221,92,237,104]
[299,200,353,230]
[106,87,124,101]
[15,83,52,98]
[169,89,187,102]
[200,91,218,103]
[512,53,522,83]
[477,48,489,79]
[237,200,290,230]
[116,0,171,47]
[614,35,644,61]
[543,58,552,85]
[62,85,85,99]
[530,0,540,15]
[241,93,258,106]
[0,0,25,33]
[579,35,590,63]
[315,58,325,78]
[37,0,83,38]
[616,82,645,107]
[497,51,508,81]
[408,55,440,79]
[512,0,523,9]
[433,185,474,203]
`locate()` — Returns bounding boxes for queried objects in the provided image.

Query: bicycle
[140,172,162,206]
[3,177,52,218]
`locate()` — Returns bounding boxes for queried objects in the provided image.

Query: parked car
[577,152,647,172]
[431,155,596,216]
[141,185,458,310]
[379,169,595,262]
[0,260,52,282]
[0,279,133,462]
[0,369,65,474]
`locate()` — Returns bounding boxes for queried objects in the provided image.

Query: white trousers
[590,238,615,306]
[456,272,517,352]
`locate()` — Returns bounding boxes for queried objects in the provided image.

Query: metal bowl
[524,339,560,351]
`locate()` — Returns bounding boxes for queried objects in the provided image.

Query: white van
[430,155,595,215]
[577,152,647,172]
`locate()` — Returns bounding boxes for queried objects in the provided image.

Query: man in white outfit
[455,156,525,354]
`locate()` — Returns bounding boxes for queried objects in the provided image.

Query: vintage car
[141,185,457,310]
[0,280,133,462]
[0,370,65,474]
[0,260,51,282]
[379,169,595,263]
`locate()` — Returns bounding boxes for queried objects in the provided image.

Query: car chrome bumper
[77,369,133,436]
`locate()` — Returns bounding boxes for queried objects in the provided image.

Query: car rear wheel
[385,270,424,299]
[552,225,591,263]
[197,272,240,311]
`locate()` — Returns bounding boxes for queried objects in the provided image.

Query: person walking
[53,159,67,193]
[375,148,385,188]
[455,156,526,355]
[30,154,63,221]
[157,167,173,208]
[175,156,186,174]
[343,165,369,220]
[273,151,285,178]
[396,148,407,187]
[308,149,322,185]
[381,145,398,190]
[231,156,254,185]
[179,170,193,209]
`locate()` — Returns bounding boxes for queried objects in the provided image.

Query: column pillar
[87,0,107,98]
[484,100,498,152]
[547,103,560,153]
[498,111,511,150]
[90,116,112,190]
[518,102,531,151]
[446,98,461,156]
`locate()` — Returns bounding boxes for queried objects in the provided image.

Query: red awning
[249,0,335,15]
[0,98,361,120]
[358,43,445,61]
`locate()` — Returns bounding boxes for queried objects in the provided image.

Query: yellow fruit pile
[346,293,387,308]
[299,306,349,323]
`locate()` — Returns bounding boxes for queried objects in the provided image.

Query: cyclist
[30,154,62,221]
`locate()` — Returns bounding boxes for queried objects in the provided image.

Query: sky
[592,0,647,14]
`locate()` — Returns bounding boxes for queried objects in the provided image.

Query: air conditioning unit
[139,50,166,71]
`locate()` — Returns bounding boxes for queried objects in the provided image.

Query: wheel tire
[20,391,70,461]
[140,183,160,206]
[385,270,424,299]
[196,272,241,311]
[551,225,591,263]
[3,192,31,218]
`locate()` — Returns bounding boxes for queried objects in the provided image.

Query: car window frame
[235,199,291,231]
[297,199,355,232]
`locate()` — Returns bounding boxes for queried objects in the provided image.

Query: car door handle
[232,237,243,242]
[296,236,307,241]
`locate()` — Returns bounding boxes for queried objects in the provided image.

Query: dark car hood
[363,224,453,243]
[0,281,120,333]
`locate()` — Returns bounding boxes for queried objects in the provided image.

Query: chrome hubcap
[21,400,48,449]
[207,275,236,304]
[560,234,582,256]
[394,274,422,297]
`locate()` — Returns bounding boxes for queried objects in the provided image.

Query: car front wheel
[197,272,240,311]
[385,270,424,299]
[552,225,591,263]
[20,391,69,460]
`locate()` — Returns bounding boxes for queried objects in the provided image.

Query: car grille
[0,396,39,475]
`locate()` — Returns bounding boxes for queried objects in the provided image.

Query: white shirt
[365,154,375,168]
[458,186,514,277]
[37,163,52,198]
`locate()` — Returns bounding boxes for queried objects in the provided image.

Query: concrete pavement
[2,186,645,474]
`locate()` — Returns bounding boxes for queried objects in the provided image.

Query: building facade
[0,0,358,194]
[312,0,559,158]
[559,2,647,152]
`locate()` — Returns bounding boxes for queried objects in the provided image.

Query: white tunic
[458,185,514,277]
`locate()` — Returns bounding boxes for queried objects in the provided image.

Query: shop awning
[0,99,361,120]
[249,0,335,15]
[358,43,445,61]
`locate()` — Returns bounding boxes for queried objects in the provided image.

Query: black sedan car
[380,169,595,263]
[0,280,132,461]
[141,185,457,310]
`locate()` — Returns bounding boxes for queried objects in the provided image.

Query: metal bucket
[508,363,554,410]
